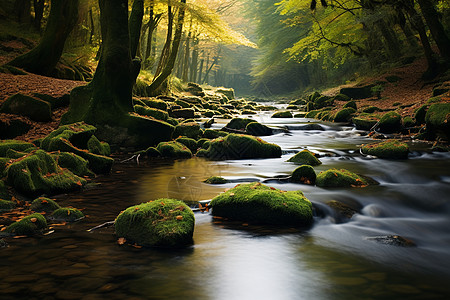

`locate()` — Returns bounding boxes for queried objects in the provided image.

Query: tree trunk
[8,0,79,76]
[33,0,45,32]
[190,37,198,82]
[147,0,186,95]
[375,19,402,59]
[417,0,450,59]
[182,32,190,82]
[14,0,31,23]
[88,8,95,44]
[154,4,173,77]
[396,11,419,50]
[129,0,144,59]
[198,56,204,84]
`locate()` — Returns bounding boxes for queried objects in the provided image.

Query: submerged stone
[377,111,402,133]
[272,111,293,118]
[210,182,313,226]
[287,150,321,166]
[365,235,416,247]
[361,139,409,159]
[5,213,47,236]
[246,122,273,136]
[204,176,228,184]
[200,134,281,160]
[115,199,195,247]
[30,197,61,213]
[50,207,85,222]
[291,165,316,185]
[326,200,358,219]
[316,168,370,188]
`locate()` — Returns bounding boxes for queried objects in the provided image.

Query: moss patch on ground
[115,199,195,247]
[210,182,313,226]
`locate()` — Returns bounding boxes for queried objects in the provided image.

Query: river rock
[175,137,198,153]
[51,152,93,177]
[333,107,356,123]
[365,235,416,247]
[134,105,168,121]
[352,114,379,130]
[204,176,228,184]
[316,168,371,187]
[245,122,273,136]
[50,207,85,222]
[291,165,316,184]
[376,111,402,133]
[0,93,52,122]
[140,98,168,111]
[361,139,409,159]
[215,87,235,100]
[115,199,195,247]
[225,118,254,130]
[425,103,450,141]
[287,149,321,166]
[30,197,61,213]
[210,182,313,226]
[272,111,293,118]
[197,133,281,160]
[0,118,31,139]
[5,213,47,236]
[156,141,192,159]
[173,121,203,139]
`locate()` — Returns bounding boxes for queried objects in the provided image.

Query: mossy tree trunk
[8,0,79,76]
[33,0,45,32]
[129,0,144,59]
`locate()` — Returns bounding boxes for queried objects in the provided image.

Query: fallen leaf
[30,217,37,223]
[117,237,126,245]
[176,215,183,220]
[13,235,28,239]
[132,243,142,249]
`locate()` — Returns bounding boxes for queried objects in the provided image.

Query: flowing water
[1,112,450,299]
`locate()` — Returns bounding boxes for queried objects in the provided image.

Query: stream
[1,111,450,299]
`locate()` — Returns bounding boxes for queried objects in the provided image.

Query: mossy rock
[30,197,61,213]
[326,200,358,219]
[175,137,198,153]
[272,111,293,118]
[156,141,192,159]
[170,108,195,119]
[333,107,356,123]
[0,180,11,200]
[333,94,350,101]
[316,168,370,187]
[0,199,15,211]
[306,102,315,112]
[41,122,97,150]
[427,96,442,104]
[343,100,357,110]
[314,95,333,109]
[425,103,450,141]
[0,118,31,139]
[5,150,86,197]
[5,148,27,159]
[51,152,93,177]
[50,207,85,222]
[201,134,281,160]
[173,122,202,140]
[0,93,52,122]
[290,99,306,105]
[377,111,402,133]
[175,99,191,108]
[215,88,235,100]
[414,104,428,125]
[210,182,313,226]
[287,150,321,166]
[87,135,111,156]
[291,165,316,185]
[361,139,409,159]
[362,106,382,113]
[115,199,195,247]
[308,91,321,102]
[144,146,161,158]
[33,92,70,109]
[352,114,380,131]
[204,176,228,184]
[245,122,272,136]
[140,98,168,111]
[402,116,415,128]
[305,110,321,118]
[0,140,35,157]
[134,105,169,121]
[0,157,10,177]
[225,118,254,130]
[286,105,298,110]
[5,213,47,236]
[340,85,374,99]
[203,129,228,139]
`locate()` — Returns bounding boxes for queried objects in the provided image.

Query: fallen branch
[86,220,115,232]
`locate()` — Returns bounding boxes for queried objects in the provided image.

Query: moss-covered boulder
[5,150,86,196]
[291,165,316,185]
[414,104,428,125]
[0,180,10,200]
[340,85,373,99]
[175,137,198,153]
[175,99,191,108]
[203,129,228,139]
[115,199,195,247]
[156,141,192,159]
[362,106,382,113]
[0,118,31,139]
[425,103,450,141]
[361,139,409,159]
[352,114,380,130]
[144,146,161,158]
[204,176,228,184]
[343,100,357,110]
[41,122,97,150]
[170,108,195,119]
[287,150,321,166]
[245,122,273,136]
[51,152,93,177]
[402,116,415,128]
[201,134,281,160]
[134,105,169,121]
[314,95,333,109]
[30,197,61,213]
[140,98,168,111]
[0,140,35,156]
[225,118,254,130]
[333,107,356,123]
[50,207,85,222]
[0,199,15,211]
[316,168,370,188]
[377,111,402,133]
[210,182,313,226]
[87,135,111,156]
[5,213,47,236]
[173,121,202,140]
[333,93,350,101]
[0,93,52,122]
[272,111,293,118]
[215,88,235,100]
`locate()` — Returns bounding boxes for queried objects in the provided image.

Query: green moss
[425,103,450,140]
[333,107,356,122]
[5,213,47,236]
[144,147,161,158]
[0,140,35,156]
[115,199,195,247]
[204,176,228,184]
[290,99,307,105]
[134,105,169,121]
[201,134,281,160]
[352,113,380,130]
[30,197,60,213]
[173,122,203,139]
[362,106,382,113]
[175,99,191,108]
[0,180,11,200]
[5,149,27,159]
[140,98,168,111]
[333,93,350,101]
[377,111,402,133]
[175,137,198,153]
[361,139,409,159]
[414,104,428,125]
[402,116,415,128]
[309,91,321,102]
[5,150,86,197]
[87,135,111,156]
[316,168,370,187]
[305,110,321,118]
[225,118,254,130]
[0,199,15,211]
[392,102,401,107]
[0,157,10,177]
[51,152,93,177]
[0,93,52,122]
[427,96,442,104]
[156,141,192,159]
[166,118,179,126]
[286,105,298,110]
[287,150,321,166]
[272,111,293,118]
[291,165,316,184]
[246,122,272,136]
[210,182,313,226]
[314,95,333,109]
[203,129,227,139]
[343,100,357,110]
[215,88,235,100]
[50,207,85,222]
